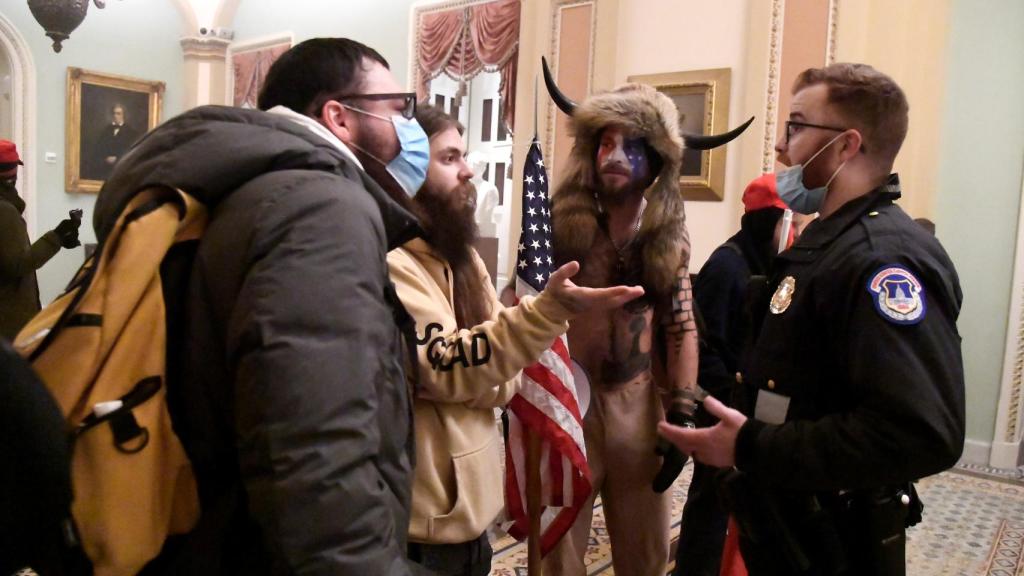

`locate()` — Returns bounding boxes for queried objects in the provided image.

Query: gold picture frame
[627,67,732,201]
[65,67,164,193]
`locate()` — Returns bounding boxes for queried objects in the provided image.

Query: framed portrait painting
[66,67,164,193]
[627,67,733,201]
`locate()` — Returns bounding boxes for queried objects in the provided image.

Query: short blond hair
[794,63,908,168]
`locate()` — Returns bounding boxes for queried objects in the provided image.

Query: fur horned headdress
[544,57,752,296]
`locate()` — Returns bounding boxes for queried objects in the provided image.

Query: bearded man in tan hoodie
[388,104,642,576]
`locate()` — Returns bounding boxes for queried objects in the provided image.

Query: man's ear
[320,100,355,145]
[840,129,864,161]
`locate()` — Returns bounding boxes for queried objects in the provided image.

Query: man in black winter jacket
[93,38,430,575]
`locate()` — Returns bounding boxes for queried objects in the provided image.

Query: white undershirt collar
[266,105,363,169]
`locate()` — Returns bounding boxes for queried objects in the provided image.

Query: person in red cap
[0,139,82,340]
[672,172,792,576]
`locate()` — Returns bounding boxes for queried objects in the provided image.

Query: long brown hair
[414,103,493,328]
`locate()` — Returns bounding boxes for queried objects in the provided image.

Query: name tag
[754,389,790,425]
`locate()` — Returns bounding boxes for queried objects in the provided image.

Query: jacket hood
[551,83,688,295]
[93,105,419,248]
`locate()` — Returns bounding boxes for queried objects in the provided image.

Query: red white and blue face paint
[596,127,650,193]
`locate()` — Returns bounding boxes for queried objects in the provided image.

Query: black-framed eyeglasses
[784,120,866,152]
[336,92,417,120]
[784,120,847,143]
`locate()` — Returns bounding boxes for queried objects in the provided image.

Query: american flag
[504,138,592,555]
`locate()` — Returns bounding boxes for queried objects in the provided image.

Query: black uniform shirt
[735,175,965,492]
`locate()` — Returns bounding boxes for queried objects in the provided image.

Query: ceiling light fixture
[27,0,109,53]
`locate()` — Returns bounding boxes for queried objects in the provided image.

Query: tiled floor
[490,464,1024,575]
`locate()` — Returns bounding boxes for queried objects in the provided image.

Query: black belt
[407,533,491,573]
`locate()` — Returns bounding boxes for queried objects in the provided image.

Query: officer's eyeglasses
[784,120,847,142]
[335,92,418,120]
[784,120,867,152]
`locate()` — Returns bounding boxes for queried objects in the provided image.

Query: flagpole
[527,430,544,574]
[534,73,539,140]
[526,71,544,576]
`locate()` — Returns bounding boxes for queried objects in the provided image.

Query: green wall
[231,0,416,87]
[934,0,1024,448]
[0,1,186,303]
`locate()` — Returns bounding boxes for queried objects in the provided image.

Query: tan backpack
[14,186,205,576]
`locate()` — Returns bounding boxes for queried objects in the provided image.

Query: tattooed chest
[601,306,655,385]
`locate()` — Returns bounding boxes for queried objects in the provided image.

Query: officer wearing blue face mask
[659,63,965,576]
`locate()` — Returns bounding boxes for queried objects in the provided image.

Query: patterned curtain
[233,43,290,109]
[416,0,521,130]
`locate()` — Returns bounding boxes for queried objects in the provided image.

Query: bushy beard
[414,180,479,269]
[414,180,490,328]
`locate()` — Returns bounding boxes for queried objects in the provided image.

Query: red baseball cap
[0,140,23,177]
[741,173,786,213]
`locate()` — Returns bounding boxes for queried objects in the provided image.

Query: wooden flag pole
[527,71,544,576]
[526,429,544,575]
[534,73,539,139]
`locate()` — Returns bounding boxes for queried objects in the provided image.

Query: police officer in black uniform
[659,63,965,576]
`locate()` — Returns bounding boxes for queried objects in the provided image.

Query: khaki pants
[543,378,671,576]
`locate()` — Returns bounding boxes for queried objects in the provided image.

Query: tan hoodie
[387,238,571,544]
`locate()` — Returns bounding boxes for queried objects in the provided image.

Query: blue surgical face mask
[777,133,847,215]
[344,106,430,198]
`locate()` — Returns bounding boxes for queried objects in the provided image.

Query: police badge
[867,265,926,325]
[770,276,796,314]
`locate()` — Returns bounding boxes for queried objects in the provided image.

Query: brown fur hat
[551,83,688,296]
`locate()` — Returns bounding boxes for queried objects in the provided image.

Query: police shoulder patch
[866,264,926,325]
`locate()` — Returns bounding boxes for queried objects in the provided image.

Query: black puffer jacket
[94,106,425,575]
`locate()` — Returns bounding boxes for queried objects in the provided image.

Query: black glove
[652,407,695,493]
[54,209,83,249]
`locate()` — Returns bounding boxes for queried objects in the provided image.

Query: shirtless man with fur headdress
[541,60,751,575]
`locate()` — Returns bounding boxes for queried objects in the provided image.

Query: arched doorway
[0,12,37,236]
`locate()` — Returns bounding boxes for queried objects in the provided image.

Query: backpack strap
[385,281,420,394]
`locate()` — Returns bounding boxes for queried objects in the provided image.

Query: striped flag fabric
[503,137,592,555]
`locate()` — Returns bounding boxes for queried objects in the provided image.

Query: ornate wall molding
[0,12,38,236]
[545,0,596,175]
[1005,302,1023,442]
[994,166,1024,467]
[761,0,785,173]
[180,36,231,60]
[826,0,840,65]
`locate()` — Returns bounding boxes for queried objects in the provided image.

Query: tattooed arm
[661,229,699,406]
